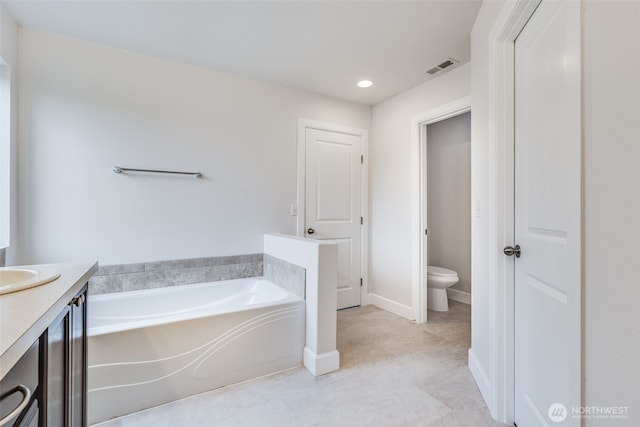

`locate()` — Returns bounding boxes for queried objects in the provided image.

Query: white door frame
[297,119,369,305]
[482,0,577,424]
[411,97,471,324]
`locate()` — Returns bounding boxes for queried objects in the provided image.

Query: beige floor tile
[93,300,508,427]
[427,406,507,427]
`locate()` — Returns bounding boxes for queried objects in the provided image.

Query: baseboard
[468,348,493,413]
[303,347,339,376]
[447,288,471,305]
[368,293,414,320]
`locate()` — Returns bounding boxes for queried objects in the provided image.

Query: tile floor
[94,301,507,427]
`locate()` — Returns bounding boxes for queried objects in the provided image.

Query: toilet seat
[427,266,457,277]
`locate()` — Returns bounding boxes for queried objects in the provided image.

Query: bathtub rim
[87,277,303,337]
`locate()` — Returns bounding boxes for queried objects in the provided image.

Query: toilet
[427,266,459,312]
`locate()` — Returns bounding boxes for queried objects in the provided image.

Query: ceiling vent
[426,57,460,75]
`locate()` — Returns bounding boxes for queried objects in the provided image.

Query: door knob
[307,228,315,235]
[70,294,85,307]
[503,245,521,258]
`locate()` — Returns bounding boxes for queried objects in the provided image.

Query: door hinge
[361,155,364,164]
[425,228,428,235]
[360,278,363,287]
[360,217,363,225]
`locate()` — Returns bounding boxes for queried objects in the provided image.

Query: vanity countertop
[0,261,97,380]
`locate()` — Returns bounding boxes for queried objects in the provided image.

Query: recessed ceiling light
[357,80,373,88]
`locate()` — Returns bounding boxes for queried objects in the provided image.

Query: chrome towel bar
[113,166,202,178]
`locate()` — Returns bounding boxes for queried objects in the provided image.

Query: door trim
[482,1,541,422]
[411,97,471,324]
[297,119,369,305]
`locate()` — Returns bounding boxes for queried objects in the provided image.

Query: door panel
[334,237,354,289]
[305,128,362,309]
[47,306,70,427]
[316,141,353,221]
[514,1,581,426]
[70,290,87,427]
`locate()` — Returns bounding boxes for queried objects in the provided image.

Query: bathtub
[87,278,305,424]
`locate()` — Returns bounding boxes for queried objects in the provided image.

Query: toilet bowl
[427,266,459,312]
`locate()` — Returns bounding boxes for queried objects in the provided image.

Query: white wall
[0,4,18,264]
[471,0,640,424]
[582,1,640,424]
[426,112,471,294]
[370,63,470,315]
[17,28,371,265]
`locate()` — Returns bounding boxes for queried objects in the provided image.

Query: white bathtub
[87,278,305,424]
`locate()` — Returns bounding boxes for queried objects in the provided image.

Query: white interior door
[514,1,581,426]
[305,128,362,309]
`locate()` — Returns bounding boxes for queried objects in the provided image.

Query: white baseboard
[368,293,414,321]
[303,347,339,376]
[468,348,493,413]
[447,288,471,305]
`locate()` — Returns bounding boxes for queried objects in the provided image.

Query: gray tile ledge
[92,253,265,294]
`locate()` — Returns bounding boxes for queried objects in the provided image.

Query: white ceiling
[3,1,481,106]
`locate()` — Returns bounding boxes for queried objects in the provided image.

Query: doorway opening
[425,112,471,316]
[411,97,471,324]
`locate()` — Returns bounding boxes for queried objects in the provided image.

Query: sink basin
[0,267,61,295]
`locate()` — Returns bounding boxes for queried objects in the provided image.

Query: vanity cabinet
[0,284,87,427]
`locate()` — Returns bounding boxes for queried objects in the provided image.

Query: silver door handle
[307,228,315,235]
[0,384,31,427]
[503,245,521,258]
[72,294,85,307]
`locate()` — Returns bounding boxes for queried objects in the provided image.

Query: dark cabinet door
[45,305,70,427]
[20,399,39,427]
[44,284,87,427]
[69,290,86,427]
